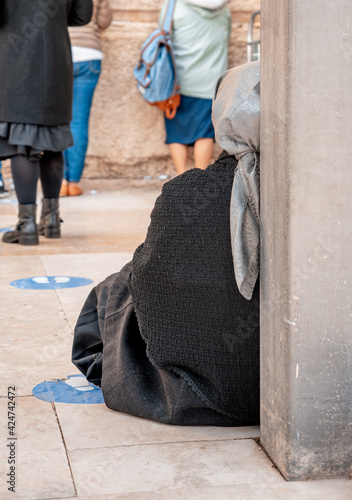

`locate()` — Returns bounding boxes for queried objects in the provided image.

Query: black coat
[0,0,93,126]
[72,152,260,426]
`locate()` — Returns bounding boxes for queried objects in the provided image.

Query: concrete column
[260,0,352,480]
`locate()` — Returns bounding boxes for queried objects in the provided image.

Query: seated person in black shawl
[72,61,261,426]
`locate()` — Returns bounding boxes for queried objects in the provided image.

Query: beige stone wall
[83,0,260,179]
[1,0,260,180]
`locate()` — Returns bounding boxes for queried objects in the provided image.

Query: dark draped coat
[72,152,260,426]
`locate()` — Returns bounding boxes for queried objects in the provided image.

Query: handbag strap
[162,0,177,35]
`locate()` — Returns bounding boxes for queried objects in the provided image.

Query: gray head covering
[212,61,260,300]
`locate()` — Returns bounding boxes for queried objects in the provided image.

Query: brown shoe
[67,182,83,196]
[60,179,68,197]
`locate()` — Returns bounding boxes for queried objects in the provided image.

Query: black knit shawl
[130,152,260,423]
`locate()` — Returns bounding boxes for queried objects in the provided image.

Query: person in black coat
[72,62,262,426]
[0,0,93,245]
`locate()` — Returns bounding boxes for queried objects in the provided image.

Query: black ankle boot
[38,198,61,238]
[2,204,39,245]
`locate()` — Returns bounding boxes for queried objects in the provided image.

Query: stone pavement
[0,182,351,499]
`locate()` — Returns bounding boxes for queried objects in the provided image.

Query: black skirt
[0,122,73,161]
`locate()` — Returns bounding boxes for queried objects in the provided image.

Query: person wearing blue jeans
[62,61,101,195]
[61,0,112,196]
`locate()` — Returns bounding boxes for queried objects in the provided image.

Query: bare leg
[168,143,188,175]
[194,138,214,170]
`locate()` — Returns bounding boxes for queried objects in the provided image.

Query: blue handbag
[133,0,180,119]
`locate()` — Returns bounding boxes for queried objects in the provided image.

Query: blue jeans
[64,60,101,182]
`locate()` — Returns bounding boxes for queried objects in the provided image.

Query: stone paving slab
[0,203,17,219]
[69,439,281,497]
[41,253,132,329]
[0,256,74,397]
[55,403,260,450]
[0,212,16,234]
[1,365,79,399]
[61,479,352,500]
[0,252,132,397]
[0,190,159,257]
[0,397,75,500]
[59,191,156,212]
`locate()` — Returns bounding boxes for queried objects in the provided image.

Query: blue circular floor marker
[10,276,93,290]
[32,375,104,404]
